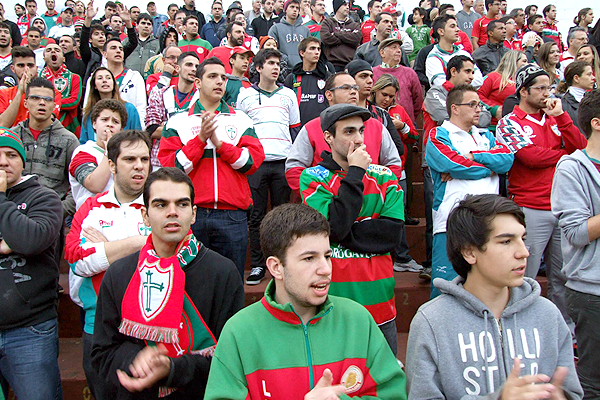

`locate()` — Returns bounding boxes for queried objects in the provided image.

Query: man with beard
[146,51,200,169]
[0,22,13,80]
[39,43,81,135]
[207,21,244,74]
[65,130,153,400]
[91,167,244,398]
[178,15,212,62]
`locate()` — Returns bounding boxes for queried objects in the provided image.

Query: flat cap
[320,104,372,133]
[378,37,403,52]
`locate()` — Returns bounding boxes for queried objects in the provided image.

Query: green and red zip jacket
[300,152,404,324]
[204,280,407,400]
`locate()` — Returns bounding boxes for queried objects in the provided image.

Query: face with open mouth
[274,233,333,316]
[94,69,115,95]
[43,44,64,70]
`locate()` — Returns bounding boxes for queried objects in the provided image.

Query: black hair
[445,55,473,81]
[324,71,350,92]
[578,88,600,139]
[105,1,116,9]
[26,77,54,97]
[143,167,195,208]
[375,11,392,24]
[178,50,199,65]
[11,45,35,59]
[486,19,502,33]
[484,0,495,11]
[195,56,225,78]
[298,36,320,54]
[438,3,453,14]
[183,15,198,25]
[253,48,281,69]
[90,23,105,36]
[527,14,543,27]
[136,12,153,24]
[103,36,121,51]
[446,194,525,279]
[524,5,537,16]
[542,4,554,17]
[26,26,42,36]
[260,203,330,265]
[106,130,151,165]
[412,7,426,17]
[367,0,381,10]
[225,21,244,37]
[431,14,456,41]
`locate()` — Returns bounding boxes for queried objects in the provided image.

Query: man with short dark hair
[472,19,508,76]
[146,1,167,37]
[146,51,200,169]
[426,14,483,87]
[179,0,206,33]
[471,0,500,50]
[178,14,212,61]
[158,57,265,278]
[354,11,393,67]
[268,0,310,66]
[129,6,141,23]
[12,77,77,217]
[0,46,62,127]
[206,21,244,74]
[300,103,405,353]
[39,43,81,134]
[321,0,362,71]
[17,0,38,36]
[426,84,513,297]
[81,0,138,85]
[65,130,152,399]
[123,13,160,76]
[552,89,600,400]
[304,0,325,39]
[204,203,408,399]
[0,127,64,400]
[406,194,583,399]
[91,167,244,398]
[237,48,300,285]
[251,0,279,38]
[92,0,116,26]
[360,0,382,43]
[284,37,332,124]
[59,33,84,78]
[497,64,587,338]
[42,0,58,30]
[0,22,13,77]
[542,4,563,51]
[0,3,22,47]
[157,3,179,38]
[200,1,225,48]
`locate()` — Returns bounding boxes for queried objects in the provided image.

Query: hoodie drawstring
[483,310,491,395]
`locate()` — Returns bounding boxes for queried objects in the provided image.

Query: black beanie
[333,0,347,14]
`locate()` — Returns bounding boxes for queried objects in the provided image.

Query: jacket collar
[188,98,233,115]
[261,280,333,325]
[97,186,144,208]
[512,105,547,126]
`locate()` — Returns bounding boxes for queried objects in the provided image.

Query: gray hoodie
[552,149,600,297]
[268,17,310,66]
[406,277,582,400]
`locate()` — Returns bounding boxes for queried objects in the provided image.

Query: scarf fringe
[118,319,179,343]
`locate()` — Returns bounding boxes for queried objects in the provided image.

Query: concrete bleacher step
[55,335,411,400]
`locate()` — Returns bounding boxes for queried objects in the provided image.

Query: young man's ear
[323,129,333,148]
[108,158,116,175]
[591,117,600,132]
[461,245,477,266]
[265,256,283,280]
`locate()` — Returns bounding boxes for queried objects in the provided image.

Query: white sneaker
[393,259,423,272]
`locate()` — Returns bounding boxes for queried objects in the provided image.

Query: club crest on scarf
[139,259,173,321]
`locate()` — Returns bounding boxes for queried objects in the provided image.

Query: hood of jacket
[280,17,305,27]
[31,16,49,36]
[290,57,329,78]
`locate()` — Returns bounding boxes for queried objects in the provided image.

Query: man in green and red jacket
[204,202,407,400]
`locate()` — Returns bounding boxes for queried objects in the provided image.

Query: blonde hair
[495,50,525,92]
[369,74,400,106]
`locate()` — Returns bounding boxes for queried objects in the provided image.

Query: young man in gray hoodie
[268,0,309,66]
[406,194,583,400]
[552,89,600,400]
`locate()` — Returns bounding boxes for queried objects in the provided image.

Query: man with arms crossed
[204,203,407,400]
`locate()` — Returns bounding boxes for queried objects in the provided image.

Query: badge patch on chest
[341,365,364,393]
[138,260,174,321]
[551,124,561,137]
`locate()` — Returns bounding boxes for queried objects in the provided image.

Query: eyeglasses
[27,95,54,102]
[455,101,482,109]
[329,84,360,92]
[529,85,552,92]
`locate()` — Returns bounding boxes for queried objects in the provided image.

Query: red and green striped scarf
[119,232,217,359]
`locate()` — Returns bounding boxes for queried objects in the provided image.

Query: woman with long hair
[556,61,596,130]
[369,74,419,181]
[478,50,528,126]
[572,8,594,34]
[576,44,600,82]
[79,67,142,144]
[536,42,562,88]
